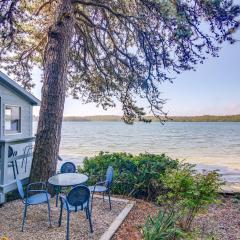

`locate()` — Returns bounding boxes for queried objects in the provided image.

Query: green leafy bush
[80,152,179,200]
[142,210,184,240]
[158,165,222,231]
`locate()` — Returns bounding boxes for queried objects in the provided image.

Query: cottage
[0,71,40,204]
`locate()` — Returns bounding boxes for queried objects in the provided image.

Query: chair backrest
[8,146,14,158]
[60,162,76,173]
[67,185,90,210]
[24,145,33,154]
[105,166,114,188]
[8,146,17,158]
[16,178,24,199]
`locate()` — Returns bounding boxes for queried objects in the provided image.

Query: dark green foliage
[142,210,184,240]
[80,152,179,200]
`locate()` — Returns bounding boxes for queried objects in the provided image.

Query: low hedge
[80,152,179,200]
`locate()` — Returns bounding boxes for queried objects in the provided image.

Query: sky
[30,36,240,117]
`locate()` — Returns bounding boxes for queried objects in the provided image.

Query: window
[5,105,21,134]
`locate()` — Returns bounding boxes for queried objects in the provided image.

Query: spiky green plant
[142,210,184,240]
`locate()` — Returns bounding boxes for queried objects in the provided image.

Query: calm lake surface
[34,121,240,183]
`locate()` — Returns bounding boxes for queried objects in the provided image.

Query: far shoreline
[34,114,240,122]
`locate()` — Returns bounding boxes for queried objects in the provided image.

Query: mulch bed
[113,196,240,240]
[0,197,127,240]
[113,199,158,240]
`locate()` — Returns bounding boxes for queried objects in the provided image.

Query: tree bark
[30,0,74,183]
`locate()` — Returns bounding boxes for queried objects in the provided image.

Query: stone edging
[94,195,135,240]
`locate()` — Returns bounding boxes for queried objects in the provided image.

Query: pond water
[33,121,240,183]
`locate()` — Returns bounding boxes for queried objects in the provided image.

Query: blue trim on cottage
[0,71,40,106]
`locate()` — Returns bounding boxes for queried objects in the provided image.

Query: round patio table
[48,173,88,187]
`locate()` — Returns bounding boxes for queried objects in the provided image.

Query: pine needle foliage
[1,0,239,122]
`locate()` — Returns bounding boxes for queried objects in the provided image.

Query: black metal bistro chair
[59,185,93,240]
[16,178,51,232]
[55,161,77,207]
[89,166,114,211]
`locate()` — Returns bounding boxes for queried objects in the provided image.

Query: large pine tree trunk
[30,0,74,183]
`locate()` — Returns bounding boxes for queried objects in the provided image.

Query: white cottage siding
[29,105,33,136]
[0,71,40,204]
[0,82,32,140]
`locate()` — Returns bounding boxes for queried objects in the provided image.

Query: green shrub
[142,210,184,240]
[158,165,222,231]
[80,152,179,200]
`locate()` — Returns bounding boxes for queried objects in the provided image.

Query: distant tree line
[33,115,240,122]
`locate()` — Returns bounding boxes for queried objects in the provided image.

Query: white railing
[0,137,35,204]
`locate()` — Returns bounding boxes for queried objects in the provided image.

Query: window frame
[4,104,22,135]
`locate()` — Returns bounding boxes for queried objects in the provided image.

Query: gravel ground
[113,196,240,240]
[0,197,127,240]
[1,195,239,240]
[193,196,240,240]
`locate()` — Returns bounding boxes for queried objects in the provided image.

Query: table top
[48,173,88,187]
